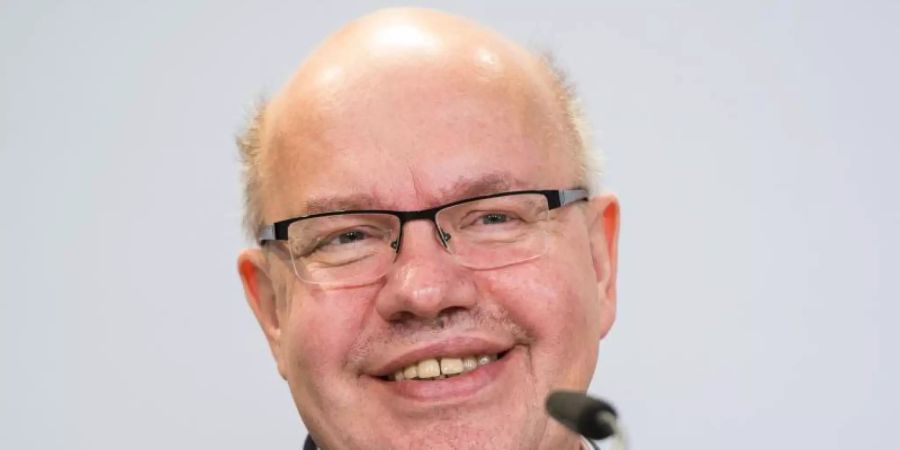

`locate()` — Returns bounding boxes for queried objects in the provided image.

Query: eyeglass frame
[257,188,589,249]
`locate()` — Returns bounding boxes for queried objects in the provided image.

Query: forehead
[260,57,576,222]
[299,173,529,216]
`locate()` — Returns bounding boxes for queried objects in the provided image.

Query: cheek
[479,242,599,343]
[477,255,600,390]
[282,285,379,378]
[473,221,604,388]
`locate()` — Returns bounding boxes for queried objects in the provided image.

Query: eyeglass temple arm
[258,225,275,245]
[554,189,589,209]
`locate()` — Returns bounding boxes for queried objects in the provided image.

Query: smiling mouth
[380,350,511,382]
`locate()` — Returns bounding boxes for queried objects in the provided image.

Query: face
[239,41,619,450]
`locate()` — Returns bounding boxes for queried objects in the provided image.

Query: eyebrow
[298,171,529,216]
[439,172,527,200]
[302,193,381,216]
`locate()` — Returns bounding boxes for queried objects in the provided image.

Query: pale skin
[238,8,620,450]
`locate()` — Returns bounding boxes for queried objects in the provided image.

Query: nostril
[387,310,416,323]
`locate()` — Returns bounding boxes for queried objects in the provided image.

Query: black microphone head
[545,390,618,440]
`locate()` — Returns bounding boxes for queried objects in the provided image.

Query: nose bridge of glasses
[395,206,451,251]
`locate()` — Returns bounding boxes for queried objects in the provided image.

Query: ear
[238,248,287,379]
[585,193,620,338]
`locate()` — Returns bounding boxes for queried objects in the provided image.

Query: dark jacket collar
[303,434,601,449]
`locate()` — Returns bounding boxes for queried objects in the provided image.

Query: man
[236,7,619,450]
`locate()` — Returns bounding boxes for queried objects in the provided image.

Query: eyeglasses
[258,189,588,287]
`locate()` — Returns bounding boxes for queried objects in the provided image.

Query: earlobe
[238,249,286,378]
[586,193,620,337]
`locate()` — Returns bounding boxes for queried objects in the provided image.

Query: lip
[368,344,522,402]
[367,336,514,378]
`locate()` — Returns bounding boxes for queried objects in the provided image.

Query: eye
[287,214,400,262]
[480,213,511,225]
[321,229,374,248]
[291,227,381,257]
[335,230,367,244]
[460,210,523,229]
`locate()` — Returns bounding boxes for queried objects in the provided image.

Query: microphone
[545,390,621,441]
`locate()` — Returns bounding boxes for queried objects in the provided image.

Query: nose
[374,221,477,322]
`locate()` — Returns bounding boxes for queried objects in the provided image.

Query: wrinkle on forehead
[291,171,529,219]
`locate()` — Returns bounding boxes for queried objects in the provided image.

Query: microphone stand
[545,390,628,450]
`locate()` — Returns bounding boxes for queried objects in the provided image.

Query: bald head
[238,8,596,238]
[270,8,555,115]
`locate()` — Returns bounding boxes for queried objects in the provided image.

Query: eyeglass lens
[285,193,551,286]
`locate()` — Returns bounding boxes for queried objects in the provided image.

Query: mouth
[369,346,520,403]
[377,350,511,382]
[365,338,520,402]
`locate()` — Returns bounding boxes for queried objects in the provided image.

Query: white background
[2,1,897,449]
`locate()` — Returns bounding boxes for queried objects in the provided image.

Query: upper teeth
[393,354,497,381]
